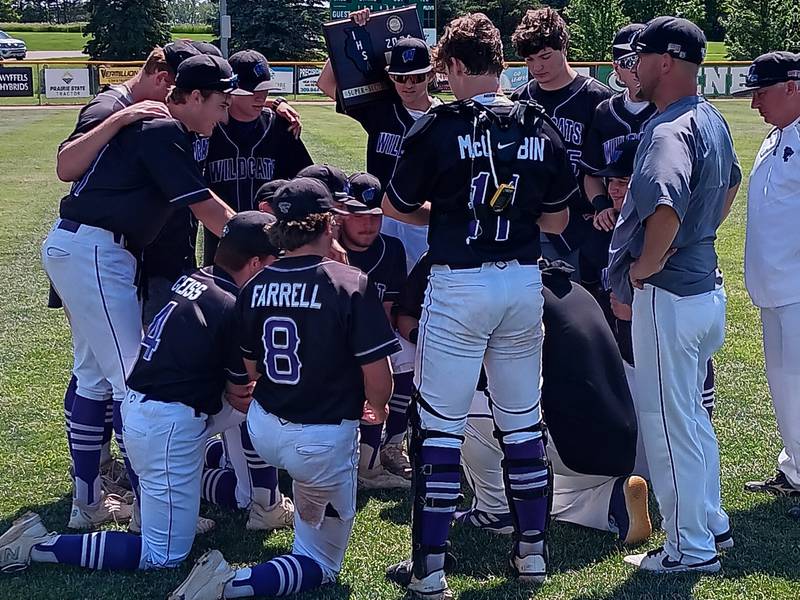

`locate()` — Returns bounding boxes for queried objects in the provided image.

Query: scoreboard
[329,1,436,44]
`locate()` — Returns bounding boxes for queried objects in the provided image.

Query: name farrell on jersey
[249,282,322,309]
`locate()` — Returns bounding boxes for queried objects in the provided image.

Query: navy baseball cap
[296,164,353,200]
[229,50,279,93]
[732,51,800,96]
[340,172,383,214]
[163,40,201,73]
[191,41,223,57]
[612,23,646,61]
[594,139,639,178]
[255,179,289,211]
[386,38,432,76]
[175,55,250,95]
[218,211,279,257]
[272,178,345,221]
[632,16,706,65]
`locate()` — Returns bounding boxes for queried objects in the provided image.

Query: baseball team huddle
[1,5,799,600]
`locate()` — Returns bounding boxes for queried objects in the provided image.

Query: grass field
[2,31,214,52]
[0,101,798,600]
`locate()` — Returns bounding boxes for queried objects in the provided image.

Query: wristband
[591,194,613,211]
[409,327,419,344]
[272,96,287,108]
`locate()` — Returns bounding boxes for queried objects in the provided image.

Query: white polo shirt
[745,114,800,308]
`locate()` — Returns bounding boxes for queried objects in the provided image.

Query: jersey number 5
[141,301,178,361]
[261,317,302,384]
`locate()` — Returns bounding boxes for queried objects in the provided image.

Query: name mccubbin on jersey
[458,133,546,161]
[249,282,322,309]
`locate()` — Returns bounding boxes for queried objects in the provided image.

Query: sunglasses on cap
[615,53,639,70]
[389,73,428,85]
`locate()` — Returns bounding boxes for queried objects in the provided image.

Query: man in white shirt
[737,51,800,500]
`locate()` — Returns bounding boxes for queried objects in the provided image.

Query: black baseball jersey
[345,233,407,304]
[397,252,431,321]
[126,266,249,415]
[580,93,658,174]
[511,75,613,175]
[202,110,313,264]
[59,117,211,252]
[386,97,578,268]
[237,255,401,424]
[59,84,134,150]
[337,94,438,190]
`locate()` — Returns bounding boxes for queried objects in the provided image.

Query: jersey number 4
[261,317,302,385]
[141,301,178,361]
[468,172,519,242]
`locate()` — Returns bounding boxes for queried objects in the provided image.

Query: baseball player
[51,41,201,522]
[168,177,400,600]
[338,172,412,487]
[40,54,240,529]
[397,255,650,545]
[380,14,576,597]
[201,49,313,265]
[607,17,741,573]
[735,52,800,498]
[0,211,276,575]
[318,10,439,270]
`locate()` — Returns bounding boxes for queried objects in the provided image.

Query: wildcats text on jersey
[250,282,322,310]
[376,131,403,157]
[458,134,545,161]
[206,157,276,184]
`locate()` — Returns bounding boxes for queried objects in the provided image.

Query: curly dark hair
[433,13,504,77]
[268,212,332,252]
[512,7,570,58]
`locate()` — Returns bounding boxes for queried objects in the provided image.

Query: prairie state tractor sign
[44,68,91,99]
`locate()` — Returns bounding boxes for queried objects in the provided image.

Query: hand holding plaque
[323,5,425,110]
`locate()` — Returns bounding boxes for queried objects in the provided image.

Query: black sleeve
[543,123,580,213]
[222,304,250,385]
[59,98,117,149]
[397,254,431,319]
[385,116,437,213]
[580,103,608,174]
[236,286,259,362]
[139,121,212,207]
[274,127,314,179]
[349,272,402,365]
[382,237,407,304]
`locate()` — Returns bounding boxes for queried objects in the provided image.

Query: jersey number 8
[261,317,302,384]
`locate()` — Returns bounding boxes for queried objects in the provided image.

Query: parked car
[0,31,27,60]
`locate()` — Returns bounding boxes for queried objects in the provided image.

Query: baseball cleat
[624,547,721,574]
[0,512,52,573]
[453,508,514,535]
[510,552,547,584]
[128,502,215,536]
[714,529,734,551]
[358,465,411,490]
[68,493,132,530]
[621,476,652,545]
[744,471,800,497]
[380,444,412,479]
[168,549,234,600]
[246,496,294,531]
[385,560,453,600]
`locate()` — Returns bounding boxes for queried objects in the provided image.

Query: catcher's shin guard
[494,421,552,558]
[408,394,462,580]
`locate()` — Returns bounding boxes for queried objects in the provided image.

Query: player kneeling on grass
[168,177,400,600]
[0,211,278,574]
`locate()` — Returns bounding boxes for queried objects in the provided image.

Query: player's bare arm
[537,207,570,234]
[243,358,261,384]
[629,204,680,287]
[190,192,236,237]
[225,380,255,414]
[381,194,431,226]
[362,356,393,424]
[56,101,171,181]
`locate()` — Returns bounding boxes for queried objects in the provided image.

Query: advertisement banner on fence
[501,66,528,93]
[0,67,34,97]
[297,66,322,94]
[269,66,294,94]
[44,68,91,98]
[595,64,752,97]
[99,66,139,86]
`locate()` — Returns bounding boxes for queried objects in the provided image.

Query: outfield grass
[0,102,798,600]
[3,31,214,52]
[706,41,728,61]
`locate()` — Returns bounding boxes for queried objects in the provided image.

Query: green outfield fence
[0,60,753,107]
